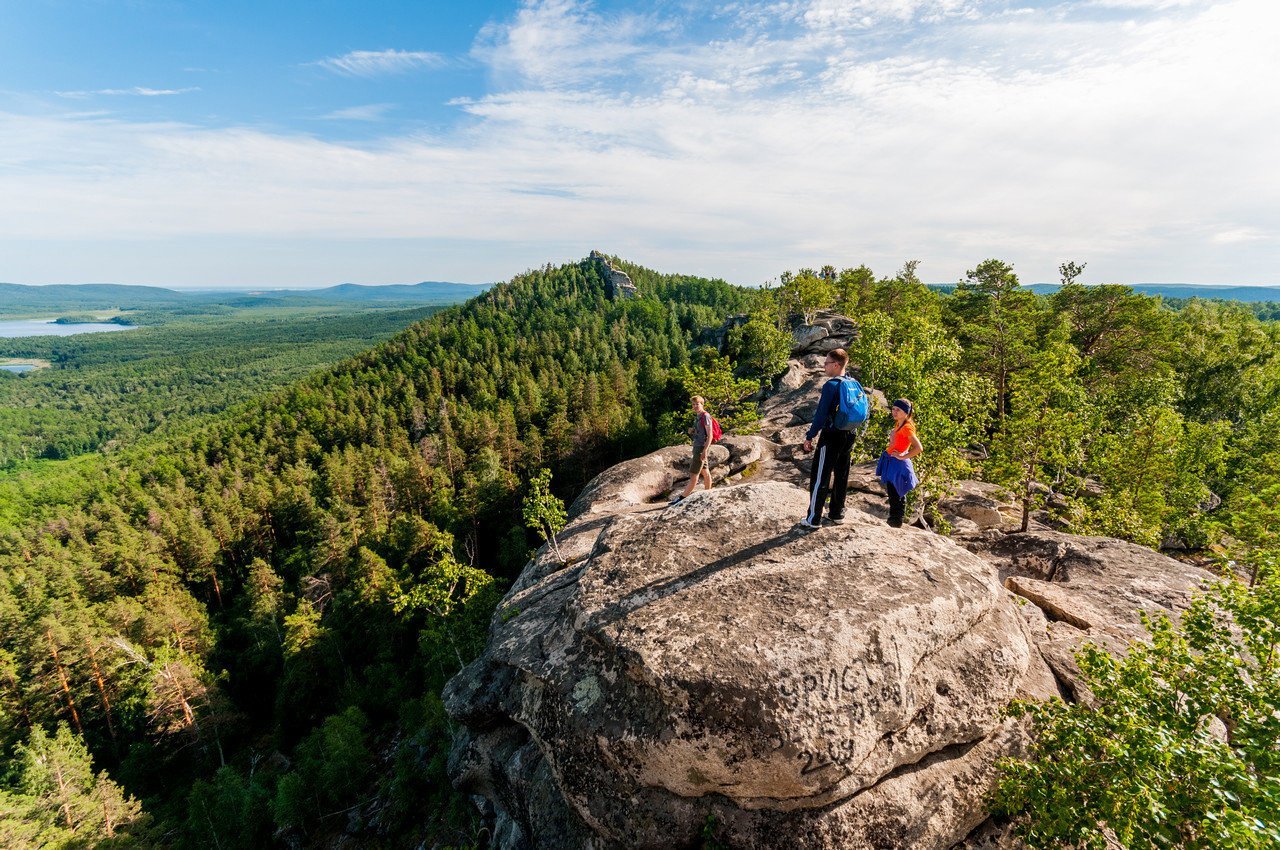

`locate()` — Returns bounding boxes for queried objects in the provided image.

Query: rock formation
[444,318,1217,849]
[589,250,638,300]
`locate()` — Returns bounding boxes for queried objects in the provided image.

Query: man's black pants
[805,429,854,524]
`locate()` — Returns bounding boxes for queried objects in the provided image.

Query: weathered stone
[812,336,847,353]
[952,818,1028,849]
[447,483,1059,849]
[938,482,1022,532]
[984,530,1215,645]
[779,360,811,390]
[791,324,830,353]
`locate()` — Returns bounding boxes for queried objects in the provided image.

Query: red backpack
[709,414,723,442]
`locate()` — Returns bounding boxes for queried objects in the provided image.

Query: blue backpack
[831,377,870,431]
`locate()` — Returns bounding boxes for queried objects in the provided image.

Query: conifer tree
[988,332,1089,532]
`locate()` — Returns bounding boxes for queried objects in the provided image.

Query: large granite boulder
[446,482,1059,849]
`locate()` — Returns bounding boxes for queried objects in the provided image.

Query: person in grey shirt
[671,395,713,504]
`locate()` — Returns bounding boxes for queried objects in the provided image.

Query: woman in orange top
[875,398,923,527]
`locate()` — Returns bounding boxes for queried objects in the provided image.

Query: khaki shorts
[689,448,709,476]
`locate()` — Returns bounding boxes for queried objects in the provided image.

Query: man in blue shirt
[801,348,855,528]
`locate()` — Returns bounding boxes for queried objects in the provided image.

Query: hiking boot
[668,495,684,505]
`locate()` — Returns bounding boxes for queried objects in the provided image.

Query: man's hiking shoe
[668,495,683,505]
[799,518,821,529]
[827,515,847,525]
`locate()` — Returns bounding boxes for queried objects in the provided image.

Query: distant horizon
[3,276,1279,293]
[0,279,492,292]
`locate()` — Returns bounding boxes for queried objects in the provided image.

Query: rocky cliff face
[444,320,1215,849]
[589,250,638,300]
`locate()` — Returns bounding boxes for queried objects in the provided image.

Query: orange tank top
[888,420,916,455]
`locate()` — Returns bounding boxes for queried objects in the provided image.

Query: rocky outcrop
[447,483,1059,849]
[790,312,857,357]
[445,315,1218,849]
[589,250,638,300]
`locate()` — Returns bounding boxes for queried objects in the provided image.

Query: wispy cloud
[312,49,446,77]
[55,86,200,98]
[4,0,1278,287]
[320,103,395,121]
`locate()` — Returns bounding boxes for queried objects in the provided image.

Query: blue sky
[1,0,1277,288]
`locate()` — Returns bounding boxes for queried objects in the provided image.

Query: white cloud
[472,0,667,88]
[312,49,446,77]
[3,0,1279,286]
[55,86,200,98]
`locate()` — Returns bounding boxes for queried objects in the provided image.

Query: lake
[1,363,39,373]
[0,319,134,338]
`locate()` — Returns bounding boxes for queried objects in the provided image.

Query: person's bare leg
[680,475,697,498]
[700,467,713,490]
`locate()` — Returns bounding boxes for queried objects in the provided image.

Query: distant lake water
[0,319,134,338]
[1,364,38,373]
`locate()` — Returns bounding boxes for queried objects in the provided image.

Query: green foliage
[846,309,991,485]
[272,706,372,831]
[2,250,1279,847]
[987,331,1090,532]
[0,724,147,848]
[0,307,440,467]
[950,259,1043,426]
[1083,407,1228,547]
[833,265,877,314]
[994,568,1280,849]
[726,309,792,390]
[776,269,835,324]
[522,469,568,563]
[182,765,273,850]
[662,348,760,442]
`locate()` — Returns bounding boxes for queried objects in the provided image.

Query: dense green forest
[0,307,445,467]
[0,258,751,847]
[1,256,1278,847]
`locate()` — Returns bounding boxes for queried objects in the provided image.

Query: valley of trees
[1,255,1278,847]
[0,308,443,467]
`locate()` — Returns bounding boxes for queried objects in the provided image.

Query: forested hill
[5,255,1279,848]
[0,256,751,848]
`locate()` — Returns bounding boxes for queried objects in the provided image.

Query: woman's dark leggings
[886,481,906,527]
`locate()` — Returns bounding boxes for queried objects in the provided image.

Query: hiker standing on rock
[801,348,869,528]
[876,399,923,527]
[671,396,716,504]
